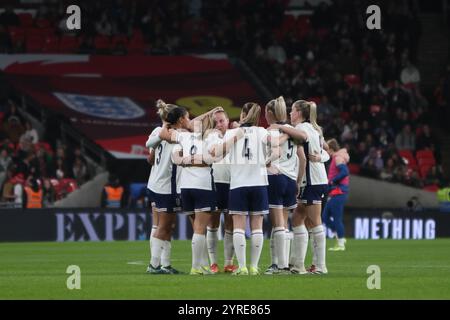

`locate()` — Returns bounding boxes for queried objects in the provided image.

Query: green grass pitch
[1,239,450,299]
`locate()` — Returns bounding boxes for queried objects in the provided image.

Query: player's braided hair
[156,99,178,122]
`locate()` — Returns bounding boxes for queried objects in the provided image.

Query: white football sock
[150,237,164,268]
[149,225,157,254]
[292,225,308,269]
[285,230,292,267]
[311,225,326,269]
[270,228,278,266]
[309,230,317,266]
[289,231,297,266]
[250,229,264,269]
[233,229,246,269]
[224,230,234,266]
[206,227,219,265]
[191,233,206,269]
[273,227,286,268]
[338,238,346,247]
[161,240,171,267]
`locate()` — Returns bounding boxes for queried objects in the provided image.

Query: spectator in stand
[95,12,113,36]
[405,171,424,189]
[2,101,25,144]
[392,164,408,184]
[395,124,416,151]
[360,158,379,179]
[0,147,12,187]
[11,173,24,208]
[380,158,396,182]
[20,121,39,145]
[72,157,88,186]
[416,124,435,150]
[1,168,14,201]
[54,157,69,180]
[424,165,446,188]
[0,5,20,28]
[387,80,410,111]
[36,146,53,179]
[362,147,384,172]
[78,36,95,54]
[267,38,287,65]
[400,60,421,86]
[15,152,39,179]
[42,178,56,207]
[318,95,338,118]
[351,141,368,164]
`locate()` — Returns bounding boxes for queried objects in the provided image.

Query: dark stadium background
[0,0,449,241]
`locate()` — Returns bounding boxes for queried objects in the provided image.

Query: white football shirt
[224,126,269,190]
[146,127,178,195]
[295,122,328,185]
[174,131,214,191]
[269,124,298,181]
[208,130,231,184]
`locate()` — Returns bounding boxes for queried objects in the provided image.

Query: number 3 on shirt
[156,144,163,165]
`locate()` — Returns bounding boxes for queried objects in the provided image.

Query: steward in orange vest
[101,174,125,208]
[24,179,43,209]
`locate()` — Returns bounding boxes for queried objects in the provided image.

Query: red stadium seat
[295,17,311,39]
[344,74,361,86]
[281,15,296,34]
[418,157,436,167]
[127,36,145,54]
[35,18,51,29]
[348,163,360,175]
[423,185,439,192]
[316,28,329,40]
[416,149,434,160]
[111,35,129,47]
[59,35,79,52]
[399,150,414,160]
[420,165,433,179]
[94,35,111,51]
[26,27,54,38]
[25,34,44,52]
[132,28,144,40]
[340,111,351,121]
[18,13,34,27]
[36,142,53,154]
[42,35,59,53]
[308,97,322,105]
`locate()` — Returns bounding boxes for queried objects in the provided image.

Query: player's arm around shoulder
[210,128,243,159]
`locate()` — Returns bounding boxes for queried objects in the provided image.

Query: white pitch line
[127,261,146,265]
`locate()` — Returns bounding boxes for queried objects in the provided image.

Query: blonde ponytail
[308,101,323,137]
[292,100,323,137]
[241,102,261,126]
[201,113,216,139]
[266,96,287,123]
[275,96,287,122]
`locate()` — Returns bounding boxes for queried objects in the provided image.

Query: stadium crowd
[0,0,448,192]
[0,99,92,208]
